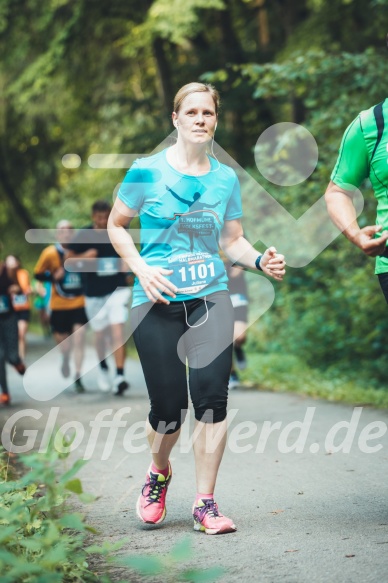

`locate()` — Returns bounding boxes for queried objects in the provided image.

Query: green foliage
[234,49,387,129]
[117,537,225,582]
[122,0,226,49]
[240,352,388,407]
[243,228,388,382]
[0,443,121,583]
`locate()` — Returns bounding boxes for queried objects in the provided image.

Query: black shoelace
[195,499,220,521]
[142,473,167,507]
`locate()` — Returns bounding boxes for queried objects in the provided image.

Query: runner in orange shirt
[34,220,88,393]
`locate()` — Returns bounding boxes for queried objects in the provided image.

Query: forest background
[1,0,388,401]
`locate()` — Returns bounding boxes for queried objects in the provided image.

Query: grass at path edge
[239,353,388,409]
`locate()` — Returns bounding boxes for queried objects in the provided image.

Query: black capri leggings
[131,291,234,434]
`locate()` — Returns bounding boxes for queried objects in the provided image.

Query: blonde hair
[173,82,220,114]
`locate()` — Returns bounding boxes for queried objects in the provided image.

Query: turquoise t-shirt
[117,148,243,307]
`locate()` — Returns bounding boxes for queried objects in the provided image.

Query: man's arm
[326,112,388,257]
[325,180,388,257]
[34,248,53,282]
[34,247,66,282]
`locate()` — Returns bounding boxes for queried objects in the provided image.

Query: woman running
[108,82,286,534]
[6,255,32,361]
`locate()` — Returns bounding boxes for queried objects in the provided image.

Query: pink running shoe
[136,461,172,524]
[193,498,237,535]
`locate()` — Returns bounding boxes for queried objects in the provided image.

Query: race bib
[61,271,82,290]
[167,252,224,294]
[96,257,120,277]
[13,294,28,307]
[230,293,248,308]
[0,295,10,314]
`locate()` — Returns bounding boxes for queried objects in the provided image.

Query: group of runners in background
[0,198,249,407]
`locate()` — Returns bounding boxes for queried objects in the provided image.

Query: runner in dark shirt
[67,200,131,394]
[0,260,26,406]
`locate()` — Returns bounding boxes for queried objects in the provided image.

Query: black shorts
[16,310,30,322]
[50,307,88,334]
[234,305,248,322]
[378,272,388,303]
[229,293,248,323]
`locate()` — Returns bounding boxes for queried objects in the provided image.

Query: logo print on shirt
[164,184,222,250]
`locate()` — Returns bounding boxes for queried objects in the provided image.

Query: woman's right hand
[135,264,177,304]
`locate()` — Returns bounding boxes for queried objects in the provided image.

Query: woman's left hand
[260,247,286,281]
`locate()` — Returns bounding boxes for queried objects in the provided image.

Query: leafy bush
[240,352,388,408]
[0,444,107,583]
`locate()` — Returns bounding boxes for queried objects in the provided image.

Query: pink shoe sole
[136,496,167,524]
[193,521,237,535]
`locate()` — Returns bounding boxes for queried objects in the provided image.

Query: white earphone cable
[183,297,209,328]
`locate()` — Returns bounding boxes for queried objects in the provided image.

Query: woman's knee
[149,407,188,434]
[193,385,228,424]
[148,389,189,434]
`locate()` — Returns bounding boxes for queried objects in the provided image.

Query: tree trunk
[0,164,36,230]
[152,37,174,125]
[218,0,245,64]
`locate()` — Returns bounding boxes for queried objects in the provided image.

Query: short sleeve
[34,247,52,275]
[17,269,31,293]
[117,160,145,211]
[331,116,370,191]
[67,228,88,253]
[224,173,243,220]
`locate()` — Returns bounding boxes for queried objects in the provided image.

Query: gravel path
[1,334,387,583]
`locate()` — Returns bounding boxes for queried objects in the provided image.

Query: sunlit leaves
[143,0,225,46]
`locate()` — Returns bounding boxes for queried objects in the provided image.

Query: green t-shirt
[331,99,388,274]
